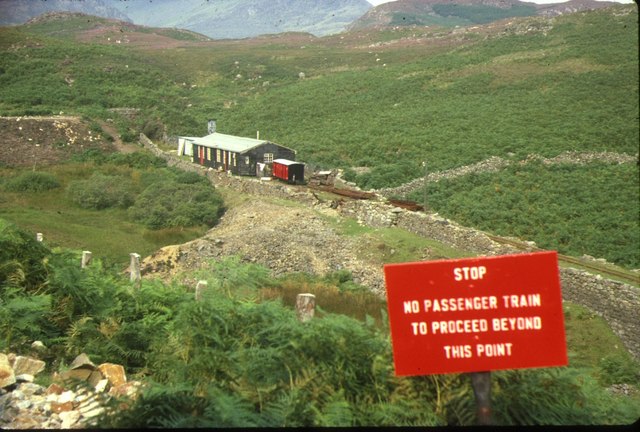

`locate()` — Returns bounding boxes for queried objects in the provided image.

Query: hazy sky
[367,0,634,5]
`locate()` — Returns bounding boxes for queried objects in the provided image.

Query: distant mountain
[108,0,372,39]
[348,0,620,30]
[0,0,130,26]
[0,0,620,39]
[0,0,373,39]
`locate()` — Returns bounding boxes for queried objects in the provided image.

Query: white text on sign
[453,266,486,281]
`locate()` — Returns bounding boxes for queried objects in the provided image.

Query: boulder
[69,353,95,370]
[59,368,93,383]
[0,354,16,389]
[98,363,126,387]
[13,356,46,376]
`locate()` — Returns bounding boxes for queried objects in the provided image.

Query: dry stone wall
[140,134,640,359]
[561,268,640,359]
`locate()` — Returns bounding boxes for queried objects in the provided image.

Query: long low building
[178,120,297,177]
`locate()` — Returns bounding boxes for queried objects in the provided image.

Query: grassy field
[0,163,209,268]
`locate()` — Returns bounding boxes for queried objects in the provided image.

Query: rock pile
[0,345,141,429]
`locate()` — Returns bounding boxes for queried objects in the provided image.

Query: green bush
[3,171,60,192]
[106,151,167,169]
[175,170,207,185]
[0,218,51,293]
[127,181,224,229]
[598,355,640,386]
[67,172,135,210]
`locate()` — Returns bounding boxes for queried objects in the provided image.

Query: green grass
[0,189,206,268]
[0,163,209,267]
[563,302,640,387]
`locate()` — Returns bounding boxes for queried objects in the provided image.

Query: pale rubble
[0,348,141,429]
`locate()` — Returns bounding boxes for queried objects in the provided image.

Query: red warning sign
[383,251,567,376]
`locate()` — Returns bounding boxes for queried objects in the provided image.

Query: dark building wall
[193,142,296,177]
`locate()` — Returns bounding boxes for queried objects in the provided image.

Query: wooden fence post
[195,280,208,301]
[296,293,316,322]
[81,251,92,269]
[129,253,141,285]
[470,371,492,425]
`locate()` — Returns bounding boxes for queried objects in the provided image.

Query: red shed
[273,159,305,184]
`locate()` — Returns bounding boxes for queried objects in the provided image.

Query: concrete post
[81,251,92,269]
[36,233,43,242]
[195,280,208,301]
[129,253,141,284]
[296,293,316,322]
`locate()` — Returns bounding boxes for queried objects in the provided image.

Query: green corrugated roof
[192,132,268,154]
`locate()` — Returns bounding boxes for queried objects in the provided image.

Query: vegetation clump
[67,172,135,210]
[127,179,224,229]
[3,171,60,192]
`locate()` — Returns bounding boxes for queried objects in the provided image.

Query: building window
[233,153,237,167]
[207,148,211,161]
[264,153,274,163]
[245,156,250,165]
[216,150,221,163]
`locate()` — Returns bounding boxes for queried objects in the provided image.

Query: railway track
[306,181,638,286]
[487,234,640,286]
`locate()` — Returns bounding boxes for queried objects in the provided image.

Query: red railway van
[272,159,305,184]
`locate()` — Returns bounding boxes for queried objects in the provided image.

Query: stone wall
[560,268,640,359]
[139,134,640,359]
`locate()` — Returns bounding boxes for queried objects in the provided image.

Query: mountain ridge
[349,0,619,30]
[0,0,624,39]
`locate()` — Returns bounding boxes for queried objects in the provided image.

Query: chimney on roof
[207,119,217,134]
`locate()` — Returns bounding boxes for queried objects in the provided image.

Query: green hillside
[0,5,638,268]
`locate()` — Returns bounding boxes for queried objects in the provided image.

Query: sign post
[383,251,567,424]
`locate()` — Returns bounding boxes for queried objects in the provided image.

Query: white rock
[81,406,106,418]
[79,400,101,414]
[31,341,46,351]
[95,379,109,393]
[15,399,32,410]
[15,374,34,383]
[59,410,81,428]
[58,390,75,404]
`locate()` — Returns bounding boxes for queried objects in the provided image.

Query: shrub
[106,152,167,169]
[69,148,110,164]
[598,355,640,385]
[175,170,207,185]
[3,171,60,192]
[127,181,224,229]
[0,218,51,293]
[67,172,135,210]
